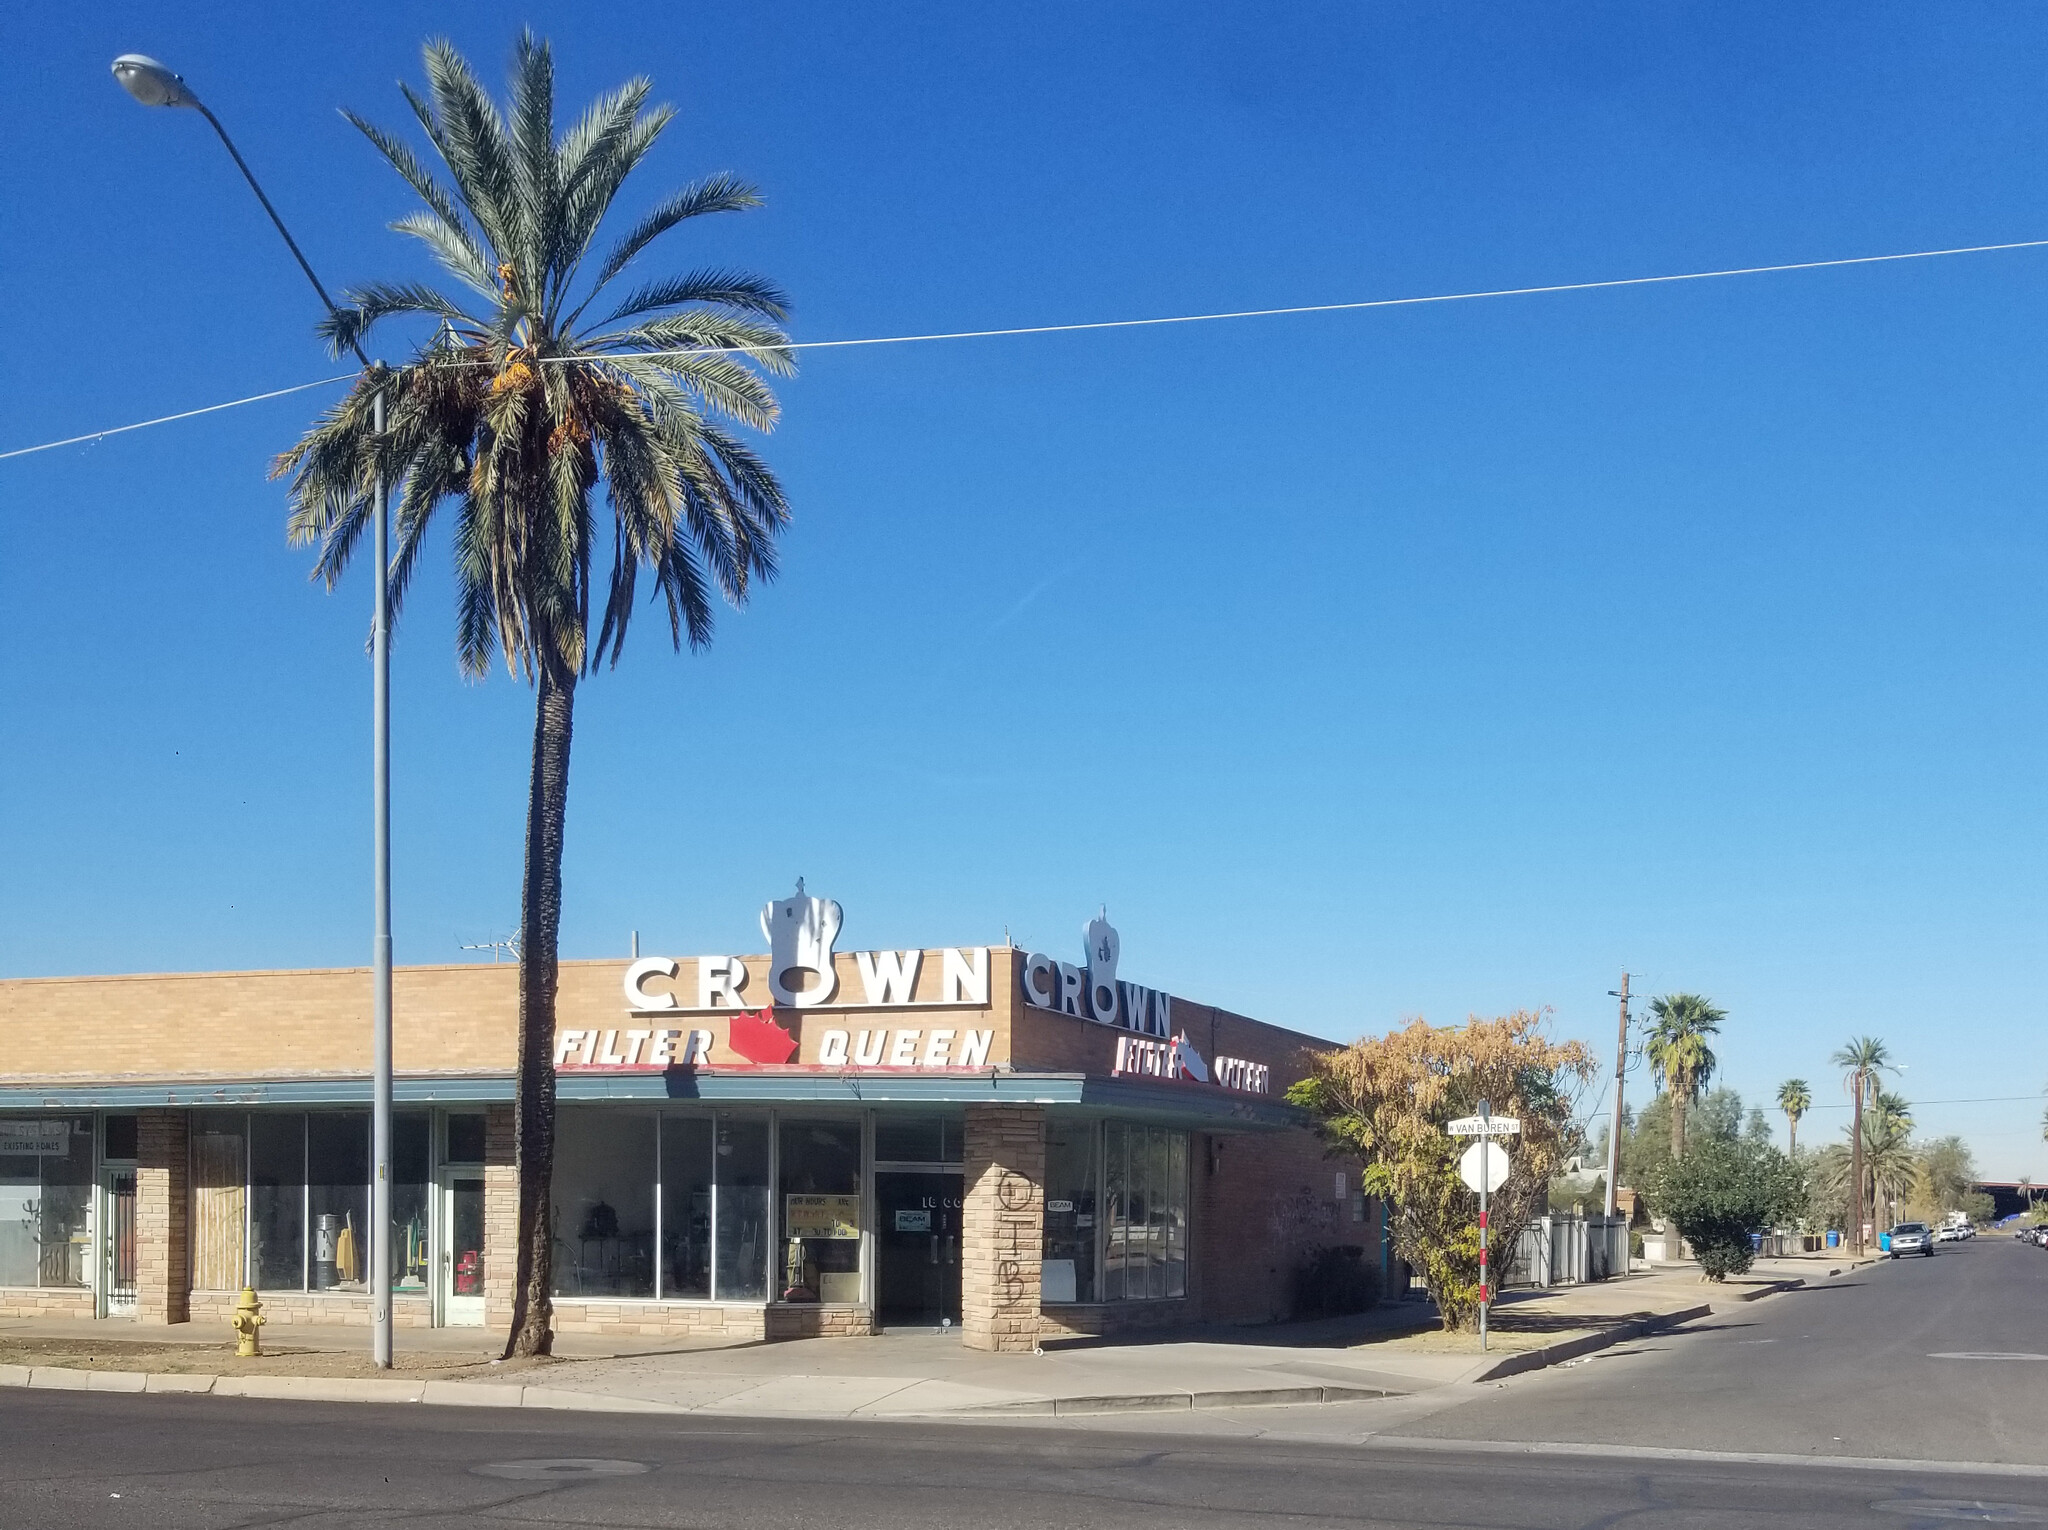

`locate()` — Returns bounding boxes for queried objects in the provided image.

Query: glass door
[100,1168,136,1316]
[438,1169,486,1326]
[874,1171,962,1329]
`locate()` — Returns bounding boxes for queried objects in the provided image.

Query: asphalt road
[2,1238,2045,1528]
[1386,1232,2048,1468]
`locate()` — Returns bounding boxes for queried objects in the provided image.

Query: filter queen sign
[557,882,996,1074]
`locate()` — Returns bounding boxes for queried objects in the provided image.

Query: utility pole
[1603,973,1630,1220]
[1850,1068,1866,1256]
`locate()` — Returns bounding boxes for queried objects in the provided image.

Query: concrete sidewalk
[0,1254,1854,1419]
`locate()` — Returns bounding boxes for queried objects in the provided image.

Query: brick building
[0,896,1380,1352]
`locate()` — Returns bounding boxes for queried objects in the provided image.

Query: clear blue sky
[2,4,2044,1178]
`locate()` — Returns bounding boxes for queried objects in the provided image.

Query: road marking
[471,1459,651,1480]
[1928,1354,2048,1362]
[1358,1436,2048,1479]
[1872,1501,2048,1523]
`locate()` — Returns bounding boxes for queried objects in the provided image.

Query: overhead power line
[6,235,2048,465]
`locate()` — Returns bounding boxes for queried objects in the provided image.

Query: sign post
[1448,1105,1521,1351]
[1479,1100,1490,1352]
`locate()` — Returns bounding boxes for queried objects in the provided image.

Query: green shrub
[1649,1137,1805,1281]
[1292,1245,1383,1318]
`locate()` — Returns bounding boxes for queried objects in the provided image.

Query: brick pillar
[483,1104,518,1334]
[135,1109,189,1324]
[961,1104,1044,1353]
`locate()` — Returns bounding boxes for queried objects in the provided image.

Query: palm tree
[1828,1037,1896,1250]
[1861,1110,1916,1231]
[1777,1078,1811,1155]
[274,35,794,1357]
[1645,994,1724,1158]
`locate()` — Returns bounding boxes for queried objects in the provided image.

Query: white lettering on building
[855,949,922,1005]
[1020,914,1171,1037]
[624,948,993,1014]
[818,1028,995,1070]
[1213,1056,1271,1094]
[555,1028,712,1070]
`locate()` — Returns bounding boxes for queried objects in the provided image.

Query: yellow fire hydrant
[230,1286,265,1358]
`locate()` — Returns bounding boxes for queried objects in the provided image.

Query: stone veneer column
[483,1104,519,1336]
[135,1109,189,1324]
[961,1104,1045,1353]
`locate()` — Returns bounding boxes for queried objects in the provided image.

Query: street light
[113,52,396,1370]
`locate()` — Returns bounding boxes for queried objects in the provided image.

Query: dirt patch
[0,1334,567,1381]
[1356,1324,1600,1355]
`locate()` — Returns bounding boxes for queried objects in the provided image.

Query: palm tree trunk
[505,659,576,1359]
[1850,1077,1865,1255]
[1787,1116,1797,1156]
[1670,1087,1688,1161]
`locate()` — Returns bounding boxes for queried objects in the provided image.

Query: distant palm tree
[1777,1079,1811,1155]
[1861,1111,1916,1231]
[1646,994,1724,1158]
[274,34,794,1357]
[1831,1036,1895,1107]
[1871,1090,1914,1134]
[1829,1036,1897,1252]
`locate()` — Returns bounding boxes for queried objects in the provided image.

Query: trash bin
[1825,1229,1840,1248]
[313,1213,340,1289]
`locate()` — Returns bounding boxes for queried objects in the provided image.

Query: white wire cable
[0,374,357,462]
[6,235,2047,463]
[608,235,2048,361]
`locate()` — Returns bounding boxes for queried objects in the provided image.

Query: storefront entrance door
[100,1168,136,1316]
[438,1170,486,1326]
[874,1171,961,1329]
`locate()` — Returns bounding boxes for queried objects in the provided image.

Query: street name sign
[1447,1115,1521,1137]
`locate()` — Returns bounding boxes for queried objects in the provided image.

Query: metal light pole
[112,54,395,1368]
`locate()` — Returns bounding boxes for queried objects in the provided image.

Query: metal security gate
[103,1169,137,1313]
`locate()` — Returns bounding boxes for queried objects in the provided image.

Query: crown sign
[761,879,843,1007]
[1084,912,1121,1024]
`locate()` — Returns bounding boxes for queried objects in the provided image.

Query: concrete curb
[0,1367,688,1415]
[0,1364,1398,1419]
[956,1382,1406,1417]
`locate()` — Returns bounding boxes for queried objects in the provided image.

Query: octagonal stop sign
[1459,1139,1509,1194]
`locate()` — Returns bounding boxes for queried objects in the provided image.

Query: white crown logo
[1084,910,1121,1025]
[761,878,843,1007]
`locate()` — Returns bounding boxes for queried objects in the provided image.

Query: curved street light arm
[188,100,372,370]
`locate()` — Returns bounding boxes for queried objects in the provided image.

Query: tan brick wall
[764,1304,873,1340]
[960,1103,1044,1353]
[0,1289,94,1319]
[136,1108,188,1323]
[483,1104,518,1334]
[188,1291,435,1330]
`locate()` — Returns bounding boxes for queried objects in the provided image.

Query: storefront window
[874,1114,962,1164]
[190,1112,247,1290]
[250,1113,305,1291]
[552,1108,656,1298]
[1041,1120,1099,1304]
[446,1113,486,1165]
[778,1118,863,1304]
[0,1116,93,1289]
[104,1115,139,1162]
[659,1115,713,1299]
[713,1113,770,1301]
[306,1113,366,1291]
[391,1112,431,1295]
[1103,1123,1188,1303]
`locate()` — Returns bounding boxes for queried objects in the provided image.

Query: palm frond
[569,177,764,322]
